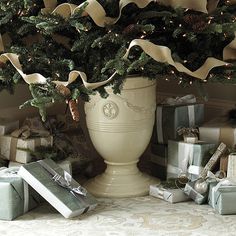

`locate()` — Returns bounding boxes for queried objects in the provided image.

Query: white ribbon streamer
[0,53,47,84]
[124,39,229,80]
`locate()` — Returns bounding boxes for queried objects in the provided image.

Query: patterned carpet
[1,196,236,236]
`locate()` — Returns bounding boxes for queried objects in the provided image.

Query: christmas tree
[0,0,236,121]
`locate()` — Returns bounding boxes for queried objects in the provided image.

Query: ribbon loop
[52,171,87,197]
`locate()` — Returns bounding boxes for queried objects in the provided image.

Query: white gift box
[149,184,190,203]
[0,135,53,163]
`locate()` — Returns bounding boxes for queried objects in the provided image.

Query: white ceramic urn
[84,76,159,197]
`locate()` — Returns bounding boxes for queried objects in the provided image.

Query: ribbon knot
[164,94,196,106]
[52,171,87,197]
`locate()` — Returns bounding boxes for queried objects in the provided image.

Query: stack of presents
[0,115,97,221]
[149,94,236,215]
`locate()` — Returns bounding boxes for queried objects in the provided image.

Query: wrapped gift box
[0,167,40,220]
[8,160,72,175]
[18,159,98,218]
[199,117,236,148]
[184,180,208,205]
[167,140,216,181]
[149,144,168,180]
[0,135,53,163]
[0,119,19,135]
[227,153,236,178]
[155,102,204,144]
[208,179,236,214]
[149,184,190,203]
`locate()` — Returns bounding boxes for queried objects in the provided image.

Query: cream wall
[0,84,65,122]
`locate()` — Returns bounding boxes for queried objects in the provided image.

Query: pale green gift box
[167,140,216,181]
[208,179,236,215]
[0,167,40,220]
[18,159,98,218]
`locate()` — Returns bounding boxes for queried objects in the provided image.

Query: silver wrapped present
[167,140,216,181]
[150,184,190,203]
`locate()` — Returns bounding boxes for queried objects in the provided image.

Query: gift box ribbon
[167,142,203,178]
[157,95,196,144]
[9,125,51,162]
[0,167,29,213]
[38,160,87,197]
[154,186,172,201]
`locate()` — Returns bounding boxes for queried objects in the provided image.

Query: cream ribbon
[0,53,47,84]
[124,39,229,80]
[0,0,235,89]
[52,0,211,26]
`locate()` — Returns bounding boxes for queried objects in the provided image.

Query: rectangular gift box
[0,118,19,135]
[8,160,72,175]
[0,167,40,220]
[149,144,168,180]
[167,140,216,181]
[208,180,236,214]
[199,117,236,148]
[184,180,208,205]
[149,184,190,203]
[155,103,204,144]
[227,153,236,178]
[0,135,53,163]
[18,159,98,218]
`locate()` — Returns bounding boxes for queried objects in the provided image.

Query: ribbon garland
[0,0,235,90]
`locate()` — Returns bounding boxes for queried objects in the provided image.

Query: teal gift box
[208,179,236,215]
[155,100,204,144]
[149,144,168,180]
[18,159,98,218]
[0,167,40,220]
[167,140,216,180]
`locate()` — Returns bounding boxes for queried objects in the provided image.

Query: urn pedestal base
[84,161,160,197]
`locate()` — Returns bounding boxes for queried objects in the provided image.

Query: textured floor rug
[0,196,236,236]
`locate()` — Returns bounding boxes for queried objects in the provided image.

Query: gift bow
[11,125,50,140]
[53,171,87,197]
[163,94,197,106]
[39,160,87,197]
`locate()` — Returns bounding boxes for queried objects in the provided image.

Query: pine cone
[183,14,207,32]
[68,99,80,122]
[192,21,208,32]
[122,24,136,35]
[0,62,5,68]
[56,84,71,97]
